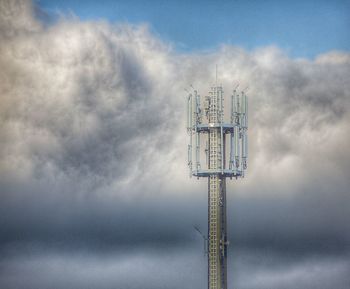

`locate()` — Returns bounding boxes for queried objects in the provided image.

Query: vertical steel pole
[187,81,248,289]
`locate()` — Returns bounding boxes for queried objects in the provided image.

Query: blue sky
[37,0,350,58]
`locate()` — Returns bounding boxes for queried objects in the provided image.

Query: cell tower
[186,79,248,289]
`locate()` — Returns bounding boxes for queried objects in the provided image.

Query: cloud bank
[0,1,349,288]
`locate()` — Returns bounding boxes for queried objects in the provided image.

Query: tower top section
[186,84,248,179]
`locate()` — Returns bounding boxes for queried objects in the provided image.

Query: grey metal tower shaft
[208,115,227,289]
[208,176,227,289]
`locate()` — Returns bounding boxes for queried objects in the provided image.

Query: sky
[0,1,350,289]
[36,0,350,57]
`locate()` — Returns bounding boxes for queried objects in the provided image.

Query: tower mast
[187,78,248,289]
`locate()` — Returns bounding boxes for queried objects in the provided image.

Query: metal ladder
[209,175,219,289]
[208,86,223,289]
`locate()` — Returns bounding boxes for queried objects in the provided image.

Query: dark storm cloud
[0,0,350,288]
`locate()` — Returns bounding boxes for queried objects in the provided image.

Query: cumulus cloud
[0,0,349,288]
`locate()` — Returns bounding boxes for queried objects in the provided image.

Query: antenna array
[187,85,248,178]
